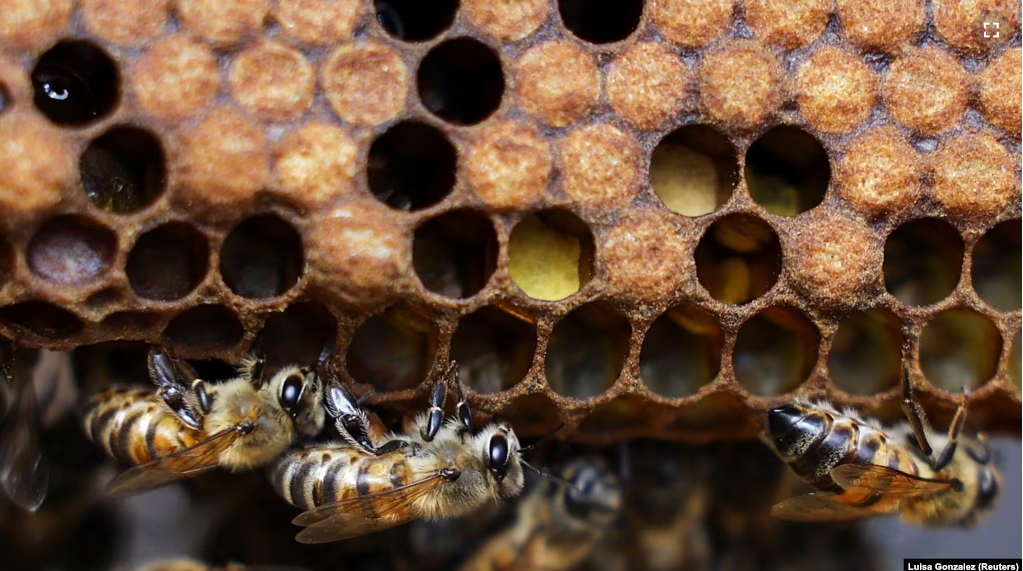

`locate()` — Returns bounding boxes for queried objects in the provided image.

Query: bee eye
[279,374,305,412]
[485,432,510,483]
[976,469,999,510]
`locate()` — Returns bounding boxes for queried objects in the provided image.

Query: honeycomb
[0,0,1019,447]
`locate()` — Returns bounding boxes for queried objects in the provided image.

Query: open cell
[418,38,504,125]
[546,301,631,399]
[745,126,830,216]
[80,126,166,214]
[919,308,1001,392]
[828,308,904,396]
[252,301,338,372]
[0,301,84,339]
[450,306,537,394]
[27,215,117,286]
[413,210,498,299]
[883,218,963,306]
[733,306,820,396]
[374,0,458,41]
[367,121,457,211]
[509,210,595,301]
[971,219,1021,312]
[163,305,244,351]
[346,306,437,393]
[220,215,303,299]
[695,214,782,305]
[31,40,119,126]
[650,125,739,217]
[559,0,644,43]
[127,223,209,301]
[640,306,724,398]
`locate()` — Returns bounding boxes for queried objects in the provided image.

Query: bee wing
[104,423,247,497]
[0,360,47,511]
[830,463,956,498]
[770,492,873,522]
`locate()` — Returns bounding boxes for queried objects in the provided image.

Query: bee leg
[155,384,202,430]
[191,379,212,415]
[238,353,267,386]
[900,364,934,457]
[326,384,381,455]
[452,365,473,435]
[930,389,969,472]
[421,381,447,442]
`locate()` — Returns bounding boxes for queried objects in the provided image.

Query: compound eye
[279,374,304,412]
[976,469,999,510]
[485,432,510,483]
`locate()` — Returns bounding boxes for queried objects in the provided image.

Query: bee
[81,348,328,496]
[270,361,527,544]
[765,367,1000,525]
[457,454,622,571]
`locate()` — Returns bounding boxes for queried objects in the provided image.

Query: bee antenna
[520,460,578,491]
[519,422,566,454]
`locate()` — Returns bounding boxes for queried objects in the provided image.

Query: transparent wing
[770,492,873,522]
[830,463,955,498]
[0,358,47,512]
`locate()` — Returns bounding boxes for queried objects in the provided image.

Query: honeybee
[765,367,1000,525]
[270,361,527,544]
[82,348,327,496]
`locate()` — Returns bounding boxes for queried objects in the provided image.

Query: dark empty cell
[251,301,339,371]
[31,40,119,126]
[100,311,161,337]
[919,308,1001,392]
[640,307,723,398]
[163,305,244,351]
[80,126,166,214]
[27,215,117,285]
[733,306,819,396]
[0,301,84,339]
[559,0,644,43]
[374,0,458,41]
[126,223,209,301]
[694,214,781,305]
[413,210,498,298]
[450,306,537,393]
[883,218,963,306]
[367,121,457,210]
[546,301,631,399]
[828,308,903,396]
[220,215,303,299]
[418,38,504,125]
[650,125,739,217]
[745,126,830,216]
[971,219,1021,312]
[347,306,437,392]
[508,209,595,301]
[187,357,243,382]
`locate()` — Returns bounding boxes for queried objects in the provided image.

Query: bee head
[272,366,326,438]
[479,423,524,497]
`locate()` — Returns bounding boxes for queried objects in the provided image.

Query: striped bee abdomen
[82,387,201,465]
[271,446,415,512]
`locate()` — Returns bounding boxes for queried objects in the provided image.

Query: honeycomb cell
[0,112,74,215]
[649,0,732,48]
[163,305,244,351]
[695,214,782,305]
[367,121,457,211]
[81,0,170,47]
[919,308,1001,391]
[413,210,498,299]
[347,306,437,393]
[273,121,358,209]
[546,301,630,399]
[745,0,831,49]
[829,308,903,396]
[883,218,963,307]
[464,121,552,209]
[374,0,457,41]
[220,215,303,299]
[79,126,166,214]
[100,310,161,337]
[935,0,1020,53]
[418,38,505,125]
[650,125,738,217]
[559,0,643,44]
[27,215,116,286]
[126,223,209,301]
[130,33,220,124]
[733,306,820,396]
[559,123,642,209]
[931,134,1016,221]
[513,41,600,128]
[606,42,688,131]
[979,48,1022,136]
[745,126,829,216]
[972,219,1021,312]
[322,42,409,127]
[272,0,360,45]
[883,46,968,135]
[177,0,268,46]
[251,301,338,372]
[463,0,549,41]
[836,0,924,51]
[450,306,537,393]
[796,47,877,134]
[0,301,83,339]
[601,209,690,302]
[640,306,723,398]
[699,41,784,130]
[228,41,314,122]
[789,214,879,308]
[178,108,269,208]
[836,127,921,218]
[31,41,119,127]
[509,210,594,301]
[0,0,73,52]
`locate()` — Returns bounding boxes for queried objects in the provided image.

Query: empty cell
[413,210,498,299]
[27,215,117,286]
[971,219,1021,312]
[31,40,119,126]
[509,210,594,301]
[251,301,338,372]
[450,306,538,393]
[127,223,209,301]
[650,125,739,217]
[695,214,781,305]
[220,215,303,299]
[347,306,437,393]
[80,126,166,214]
[374,0,458,41]
[163,305,244,351]
[418,38,504,125]
[883,218,963,306]
[546,301,631,399]
[919,308,1001,392]
[559,0,644,43]
[734,306,820,396]
[0,301,84,339]
[367,121,457,211]
[640,306,724,398]
[828,307,903,396]
[745,126,829,216]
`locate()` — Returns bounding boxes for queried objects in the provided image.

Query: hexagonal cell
[0,301,84,339]
[559,0,643,43]
[251,301,338,372]
[1011,332,1020,388]
[509,209,595,301]
[27,215,117,286]
[734,306,820,396]
[450,306,537,394]
[163,305,244,351]
[418,38,504,125]
[126,222,209,301]
[828,307,903,396]
[884,218,963,307]
[695,214,782,305]
[650,125,739,217]
[546,301,631,399]
[31,40,119,126]
[971,219,1021,312]
[367,121,457,211]
[220,215,303,299]
[919,308,1001,392]
[374,0,458,41]
[346,305,438,393]
[413,209,498,299]
[640,306,724,398]
[745,126,829,216]
[80,126,166,214]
